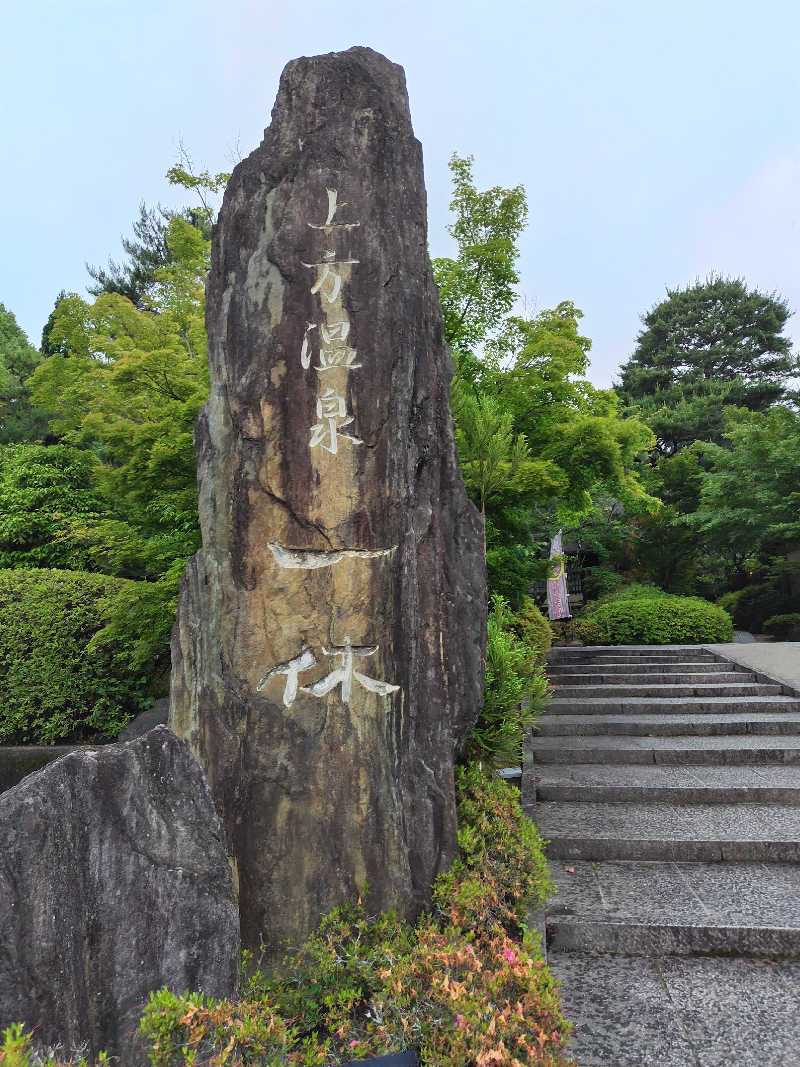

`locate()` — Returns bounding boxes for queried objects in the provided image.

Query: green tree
[432,154,528,356]
[624,448,706,594]
[617,276,797,455]
[86,152,227,306]
[692,405,800,563]
[29,214,210,582]
[432,161,655,605]
[498,305,656,519]
[0,303,48,443]
[453,302,656,603]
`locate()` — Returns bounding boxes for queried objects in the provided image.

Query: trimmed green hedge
[581,591,733,645]
[0,568,170,744]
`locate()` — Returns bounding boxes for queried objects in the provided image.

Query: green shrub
[718,584,797,633]
[0,1022,109,1065]
[716,584,779,632]
[716,562,799,632]
[581,592,733,645]
[763,613,800,639]
[0,444,107,572]
[593,582,670,606]
[550,618,607,645]
[581,566,628,603]
[513,596,552,665]
[469,595,550,768]
[0,568,171,744]
[137,766,571,1067]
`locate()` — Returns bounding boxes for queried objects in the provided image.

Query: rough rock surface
[0,727,239,1064]
[170,46,486,955]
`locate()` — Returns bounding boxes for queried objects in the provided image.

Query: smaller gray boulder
[0,726,239,1064]
[118,696,170,740]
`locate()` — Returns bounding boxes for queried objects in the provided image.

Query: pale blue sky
[2,0,798,386]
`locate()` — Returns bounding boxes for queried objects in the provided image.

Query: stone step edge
[537,723,800,741]
[551,685,783,697]
[544,699,800,714]
[536,784,800,804]
[548,643,722,652]
[545,918,800,960]
[548,662,745,671]
[532,748,800,766]
[549,672,754,684]
[545,837,800,863]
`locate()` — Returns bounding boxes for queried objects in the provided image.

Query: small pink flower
[456,1014,465,1030]
[502,948,518,964]
[349,1040,359,1048]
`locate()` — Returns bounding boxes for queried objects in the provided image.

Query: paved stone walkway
[524,644,800,1066]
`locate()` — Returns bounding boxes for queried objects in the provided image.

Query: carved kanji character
[256,646,317,707]
[309,389,362,454]
[300,638,399,705]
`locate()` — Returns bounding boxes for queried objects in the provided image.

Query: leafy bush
[550,618,607,645]
[592,582,670,605]
[137,765,571,1066]
[469,595,550,767]
[718,582,797,633]
[764,613,800,639]
[0,568,171,744]
[0,1022,109,1065]
[715,560,799,633]
[581,590,733,645]
[580,565,628,603]
[513,596,552,664]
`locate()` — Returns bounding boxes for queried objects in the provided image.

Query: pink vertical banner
[547,530,571,621]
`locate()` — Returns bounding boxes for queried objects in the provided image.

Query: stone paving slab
[538,712,800,737]
[551,952,800,1067]
[711,642,800,696]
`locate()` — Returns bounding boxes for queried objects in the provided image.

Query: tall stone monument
[170,46,486,954]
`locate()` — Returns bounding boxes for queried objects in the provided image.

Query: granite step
[548,649,718,664]
[534,646,800,1065]
[547,695,800,715]
[534,763,800,804]
[548,670,751,685]
[551,681,783,698]
[538,801,800,862]
[548,918,800,960]
[537,712,800,738]
[545,860,800,959]
[548,952,800,1067]
[547,661,741,676]
[530,733,800,765]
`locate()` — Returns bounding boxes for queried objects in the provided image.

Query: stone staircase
[525,644,800,1067]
